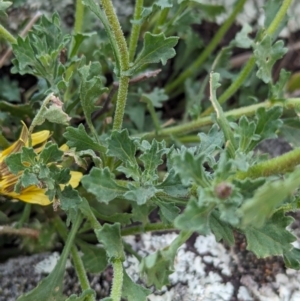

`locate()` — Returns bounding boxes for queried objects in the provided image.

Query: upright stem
[164,0,247,94]
[128,0,144,62]
[74,0,85,33]
[110,259,123,301]
[101,0,129,71]
[113,76,129,130]
[153,8,170,34]
[71,246,96,301]
[101,0,130,130]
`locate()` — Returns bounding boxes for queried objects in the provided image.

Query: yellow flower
[0,124,82,206]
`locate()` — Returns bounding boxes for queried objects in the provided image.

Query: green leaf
[65,290,95,301]
[81,244,108,274]
[128,32,179,75]
[141,88,168,108]
[139,139,168,182]
[174,198,212,234]
[283,247,300,269]
[95,223,125,261]
[78,62,107,130]
[140,231,188,289]
[244,211,295,258]
[82,0,121,74]
[172,150,209,187]
[157,200,180,224]
[64,124,105,153]
[0,76,21,102]
[81,167,128,203]
[232,23,253,49]
[5,153,24,174]
[253,35,287,83]
[231,115,259,152]
[198,124,224,158]
[239,168,300,228]
[107,130,140,181]
[107,130,137,163]
[270,69,291,99]
[156,169,188,198]
[0,0,12,17]
[233,177,266,199]
[39,143,63,164]
[70,32,96,57]
[12,13,70,84]
[19,169,40,188]
[41,104,71,126]
[210,211,235,245]
[140,246,174,289]
[0,101,33,119]
[122,269,151,301]
[59,186,82,212]
[280,117,300,147]
[21,147,36,165]
[124,184,158,205]
[248,106,283,150]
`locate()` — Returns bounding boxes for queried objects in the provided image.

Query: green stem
[164,0,247,94]
[266,0,293,36]
[140,98,300,139]
[0,24,17,44]
[141,95,161,132]
[113,76,129,130]
[101,0,129,71]
[74,0,85,33]
[153,8,170,34]
[202,0,293,116]
[16,204,31,228]
[110,259,123,301]
[71,245,95,301]
[100,0,130,130]
[128,0,144,62]
[203,56,256,115]
[235,148,300,180]
[121,222,175,236]
[53,213,83,286]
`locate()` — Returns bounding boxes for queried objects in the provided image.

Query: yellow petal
[6,186,52,206]
[0,125,28,163]
[68,171,82,188]
[59,144,69,151]
[30,130,51,147]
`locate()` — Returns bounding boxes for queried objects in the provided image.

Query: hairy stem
[101,0,129,71]
[110,259,123,301]
[100,0,130,130]
[113,76,130,130]
[235,148,300,180]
